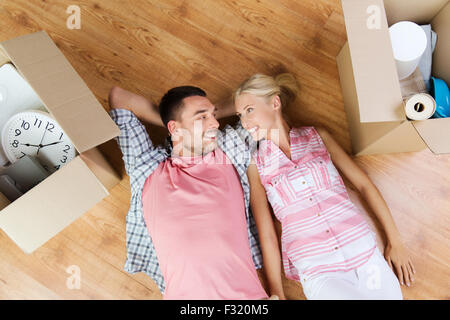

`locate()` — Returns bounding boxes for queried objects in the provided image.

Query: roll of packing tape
[404,93,436,120]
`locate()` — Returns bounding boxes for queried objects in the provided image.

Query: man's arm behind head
[108,85,164,127]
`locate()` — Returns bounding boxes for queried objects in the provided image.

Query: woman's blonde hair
[233,73,299,112]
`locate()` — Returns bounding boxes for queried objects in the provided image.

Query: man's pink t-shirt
[142,147,268,300]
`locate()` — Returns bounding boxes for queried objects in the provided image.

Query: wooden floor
[0,0,449,300]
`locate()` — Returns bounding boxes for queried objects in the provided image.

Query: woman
[233,73,415,300]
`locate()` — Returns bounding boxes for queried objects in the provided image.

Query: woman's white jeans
[299,248,403,300]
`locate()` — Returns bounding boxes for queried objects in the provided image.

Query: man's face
[169,96,220,156]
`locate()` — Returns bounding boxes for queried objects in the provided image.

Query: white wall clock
[1,110,77,173]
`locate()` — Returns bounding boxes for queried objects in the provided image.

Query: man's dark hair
[158,86,207,127]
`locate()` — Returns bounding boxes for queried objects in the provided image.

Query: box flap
[431,1,450,85]
[0,47,9,66]
[412,118,450,154]
[341,0,405,123]
[384,0,449,25]
[0,156,108,253]
[337,42,404,155]
[80,147,121,190]
[0,31,120,153]
[0,192,9,210]
[356,120,426,155]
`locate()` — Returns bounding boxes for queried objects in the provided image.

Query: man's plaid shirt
[108,108,262,294]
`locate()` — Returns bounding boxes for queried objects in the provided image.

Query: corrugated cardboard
[80,147,121,191]
[384,0,448,25]
[0,30,121,253]
[430,1,450,92]
[0,191,9,210]
[0,49,8,67]
[0,157,108,253]
[337,0,450,155]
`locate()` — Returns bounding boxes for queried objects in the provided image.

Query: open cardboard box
[337,0,450,155]
[0,30,121,253]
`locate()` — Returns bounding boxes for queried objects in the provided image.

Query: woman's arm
[316,127,416,287]
[108,86,164,127]
[247,161,286,299]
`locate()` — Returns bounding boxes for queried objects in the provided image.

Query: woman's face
[234,93,279,141]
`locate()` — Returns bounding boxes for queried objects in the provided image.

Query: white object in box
[0,63,46,166]
[0,175,23,201]
[389,21,427,80]
[0,155,50,192]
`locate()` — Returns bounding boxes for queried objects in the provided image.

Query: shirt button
[334,246,338,250]
[309,197,313,201]
[326,229,330,233]
[302,181,306,184]
[294,165,298,169]
[317,213,321,216]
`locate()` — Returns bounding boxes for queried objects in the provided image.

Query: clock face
[1,110,77,173]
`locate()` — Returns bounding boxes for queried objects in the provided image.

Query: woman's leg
[302,270,364,300]
[300,249,402,300]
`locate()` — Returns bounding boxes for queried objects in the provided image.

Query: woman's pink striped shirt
[254,126,377,282]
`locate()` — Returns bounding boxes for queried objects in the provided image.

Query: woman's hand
[384,240,416,287]
[275,293,287,300]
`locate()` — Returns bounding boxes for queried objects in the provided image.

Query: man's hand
[108,86,164,127]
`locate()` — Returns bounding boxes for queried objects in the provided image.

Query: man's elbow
[108,85,127,110]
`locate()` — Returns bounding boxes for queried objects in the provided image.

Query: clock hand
[21,143,40,147]
[40,141,63,148]
[36,129,48,156]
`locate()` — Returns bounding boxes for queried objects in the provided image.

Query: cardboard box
[0,191,9,210]
[336,0,450,155]
[0,30,121,253]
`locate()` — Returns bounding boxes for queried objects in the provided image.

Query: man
[108,85,273,299]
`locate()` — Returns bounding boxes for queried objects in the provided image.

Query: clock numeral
[54,165,60,170]
[60,155,67,163]
[21,120,30,130]
[59,132,64,140]
[19,151,26,159]
[12,140,19,148]
[63,144,70,153]
[34,118,42,128]
[46,122,54,133]
[15,129,21,136]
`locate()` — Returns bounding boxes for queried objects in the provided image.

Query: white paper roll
[404,93,436,120]
[389,21,427,80]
